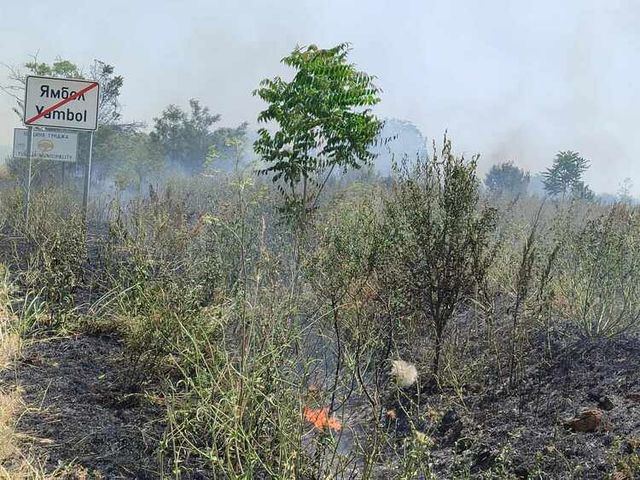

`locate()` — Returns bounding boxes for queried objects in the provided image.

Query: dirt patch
[0,333,165,479]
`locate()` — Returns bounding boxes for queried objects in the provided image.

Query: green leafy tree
[484,161,530,196]
[543,151,590,199]
[253,43,382,222]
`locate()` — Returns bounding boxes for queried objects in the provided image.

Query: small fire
[303,406,342,432]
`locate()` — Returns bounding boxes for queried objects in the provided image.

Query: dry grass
[0,332,20,371]
[0,271,21,467]
[0,389,21,464]
[0,164,10,183]
[0,267,53,479]
[0,169,638,477]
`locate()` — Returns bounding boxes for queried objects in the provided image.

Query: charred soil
[1,333,165,479]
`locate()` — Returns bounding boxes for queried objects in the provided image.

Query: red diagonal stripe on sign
[26,82,99,125]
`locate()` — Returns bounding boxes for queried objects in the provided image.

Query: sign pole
[24,126,33,228]
[82,131,94,223]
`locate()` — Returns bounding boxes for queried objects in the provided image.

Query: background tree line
[2,55,636,204]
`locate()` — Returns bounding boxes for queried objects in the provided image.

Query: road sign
[23,76,99,131]
[13,128,78,162]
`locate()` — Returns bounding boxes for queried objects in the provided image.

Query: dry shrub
[381,137,497,375]
[555,203,640,337]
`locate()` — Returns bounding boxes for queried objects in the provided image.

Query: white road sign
[13,128,78,162]
[23,76,99,131]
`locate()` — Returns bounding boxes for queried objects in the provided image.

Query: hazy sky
[1,0,639,194]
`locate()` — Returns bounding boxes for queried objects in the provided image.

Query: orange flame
[303,406,342,431]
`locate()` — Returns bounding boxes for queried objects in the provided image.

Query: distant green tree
[571,180,595,201]
[253,43,382,222]
[90,60,124,126]
[25,58,82,77]
[110,132,165,192]
[484,161,530,195]
[210,122,249,171]
[93,123,137,175]
[150,99,221,174]
[543,151,590,199]
[617,177,634,204]
[150,100,247,175]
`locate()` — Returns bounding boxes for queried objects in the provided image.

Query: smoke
[1,0,640,194]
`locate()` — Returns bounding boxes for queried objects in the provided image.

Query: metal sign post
[82,131,94,222]
[24,126,33,228]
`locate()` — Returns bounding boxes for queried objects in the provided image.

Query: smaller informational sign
[13,128,78,162]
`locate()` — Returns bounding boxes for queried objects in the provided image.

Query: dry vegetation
[0,139,639,479]
[0,263,52,479]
